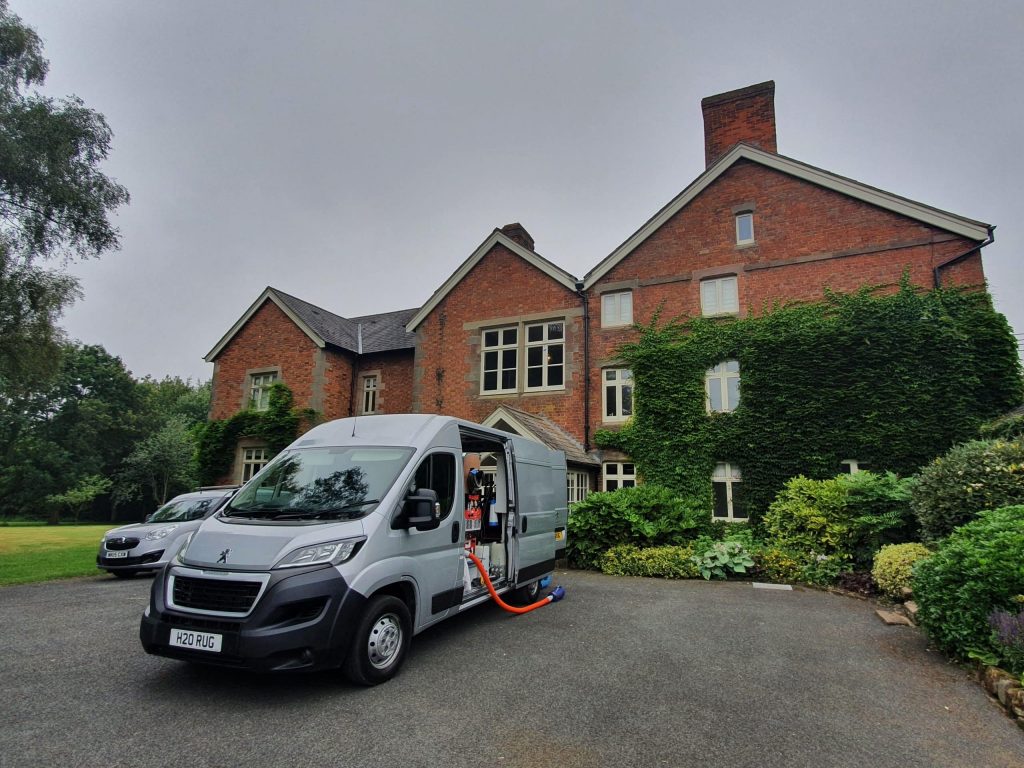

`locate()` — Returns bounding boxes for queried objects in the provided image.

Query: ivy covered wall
[598,281,1023,521]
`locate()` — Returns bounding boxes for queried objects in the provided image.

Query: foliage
[113,417,198,507]
[910,438,1024,543]
[45,474,111,524]
[798,552,850,586]
[692,540,755,580]
[980,408,1024,440]
[598,544,699,579]
[871,543,932,599]
[195,383,314,486]
[755,547,803,583]
[601,282,1022,523]
[565,484,709,568]
[988,605,1024,677]
[912,505,1024,663]
[762,472,914,568]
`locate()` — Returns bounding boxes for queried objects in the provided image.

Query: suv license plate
[105,550,129,559]
[169,629,222,653]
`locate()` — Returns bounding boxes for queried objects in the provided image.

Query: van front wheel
[343,595,411,686]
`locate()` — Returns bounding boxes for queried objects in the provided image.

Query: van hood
[180,516,366,571]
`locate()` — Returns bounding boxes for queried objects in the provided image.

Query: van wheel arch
[370,580,416,619]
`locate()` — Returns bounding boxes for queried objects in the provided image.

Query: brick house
[205,81,992,515]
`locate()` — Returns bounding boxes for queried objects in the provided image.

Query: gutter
[576,281,591,451]
[933,225,995,288]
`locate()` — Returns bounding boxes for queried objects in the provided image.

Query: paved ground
[1,570,1021,768]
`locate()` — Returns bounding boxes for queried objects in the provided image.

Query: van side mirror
[395,488,441,531]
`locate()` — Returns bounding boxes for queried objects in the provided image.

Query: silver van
[98,488,236,578]
[140,414,568,684]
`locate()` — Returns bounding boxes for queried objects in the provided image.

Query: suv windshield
[150,496,223,523]
[223,446,414,522]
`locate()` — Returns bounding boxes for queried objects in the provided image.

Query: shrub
[988,607,1024,676]
[599,545,699,579]
[756,547,803,583]
[871,543,932,599]
[913,505,1024,662]
[566,485,708,568]
[693,540,755,580]
[798,552,849,586]
[762,472,914,567]
[911,438,1024,543]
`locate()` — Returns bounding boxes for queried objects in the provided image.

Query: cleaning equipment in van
[466,551,565,614]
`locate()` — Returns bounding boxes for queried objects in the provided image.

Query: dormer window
[735,212,754,245]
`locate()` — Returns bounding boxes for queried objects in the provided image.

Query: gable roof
[405,229,580,332]
[583,143,992,289]
[482,405,596,466]
[204,287,416,362]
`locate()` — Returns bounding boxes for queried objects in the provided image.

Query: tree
[114,417,198,509]
[46,473,111,525]
[0,1,129,395]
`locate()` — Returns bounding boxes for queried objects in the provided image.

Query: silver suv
[98,487,237,578]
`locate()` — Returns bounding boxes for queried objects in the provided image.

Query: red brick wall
[209,300,324,420]
[412,243,586,441]
[355,350,415,415]
[586,160,987,443]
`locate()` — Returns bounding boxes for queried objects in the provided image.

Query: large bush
[871,543,931,599]
[566,485,708,568]
[913,505,1024,662]
[599,545,698,579]
[762,472,914,569]
[911,438,1024,542]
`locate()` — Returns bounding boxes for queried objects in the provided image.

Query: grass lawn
[0,524,118,586]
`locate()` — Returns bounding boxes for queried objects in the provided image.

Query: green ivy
[602,280,1022,524]
[195,383,319,485]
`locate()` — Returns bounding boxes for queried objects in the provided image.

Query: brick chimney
[499,222,535,252]
[701,80,777,168]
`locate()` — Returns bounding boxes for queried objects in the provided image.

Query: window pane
[727,377,740,410]
[605,464,618,476]
[527,346,543,366]
[548,322,564,339]
[606,386,617,416]
[622,384,633,415]
[701,281,718,314]
[548,345,563,365]
[712,462,727,480]
[501,370,516,389]
[527,324,543,342]
[483,330,498,347]
[484,351,497,370]
[737,213,753,242]
[527,368,543,388]
[725,360,740,373]
[502,349,516,368]
[607,480,619,491]
[605,370,616,381]
[548,366,563,387]
[708,381,723,412]
[623,464,634,474]
[713,482,729,517]
[483,371,497,391]
[721,278,738,312]
[502,328,517,345]
[621,292,632,323]
[602,294,614,323]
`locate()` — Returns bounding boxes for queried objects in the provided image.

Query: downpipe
[466,552,566,614]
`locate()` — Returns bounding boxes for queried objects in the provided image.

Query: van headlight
[174,532,196,563]
[273,538,365,569]
[145,525,178,541]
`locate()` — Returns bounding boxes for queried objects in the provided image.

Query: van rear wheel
[342,595,411,686]
[509,580,541,605]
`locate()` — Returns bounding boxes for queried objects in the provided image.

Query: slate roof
[272,289,417,354]
[490,405,597,466]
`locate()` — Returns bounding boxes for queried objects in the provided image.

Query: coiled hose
[466,551,566,614]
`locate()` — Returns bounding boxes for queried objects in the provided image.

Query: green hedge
[599,281,1021,523]
[599,545,699,579]
[913,505,1024,663]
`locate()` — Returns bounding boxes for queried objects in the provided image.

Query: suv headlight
[145,525,178,541]
[273,538,365,569]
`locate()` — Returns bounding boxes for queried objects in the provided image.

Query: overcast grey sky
[23,0,1024,382]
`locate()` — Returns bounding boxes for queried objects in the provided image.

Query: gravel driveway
[1,570,1021,768]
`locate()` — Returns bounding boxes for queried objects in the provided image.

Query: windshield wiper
[270,500,382,521]
[222,503,286,518]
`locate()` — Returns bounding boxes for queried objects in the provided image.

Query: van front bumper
[139,564,367,672]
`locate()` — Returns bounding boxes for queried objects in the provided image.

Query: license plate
[554,530,565,542]
[169,628,222,653]
[105,550,129,559]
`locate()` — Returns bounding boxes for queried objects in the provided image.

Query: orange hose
[466,551,552,614]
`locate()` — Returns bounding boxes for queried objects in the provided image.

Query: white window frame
[480,325,519,394]
[700,276,739,317]
[841,459,868,474]
[601,291,633,328]
[524,321,565,392]
[712,462,745,521]
[705,361,740,413]
[241,447,270,483]
[249,372,278,411]
[735,212,754,245]
[361,374,379,414]
[602,462,636,491]
[567,470,590,504]
[602,368,633,423]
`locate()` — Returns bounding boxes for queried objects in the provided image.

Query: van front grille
[172,576,261,613]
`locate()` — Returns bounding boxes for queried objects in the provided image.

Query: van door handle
[451,521,460,544]
[522,517,528,533]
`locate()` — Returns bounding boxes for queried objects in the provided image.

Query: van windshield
[149,496,223,523]
[223,447,414,522]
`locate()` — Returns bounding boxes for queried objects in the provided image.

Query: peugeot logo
[217,549,230,564]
